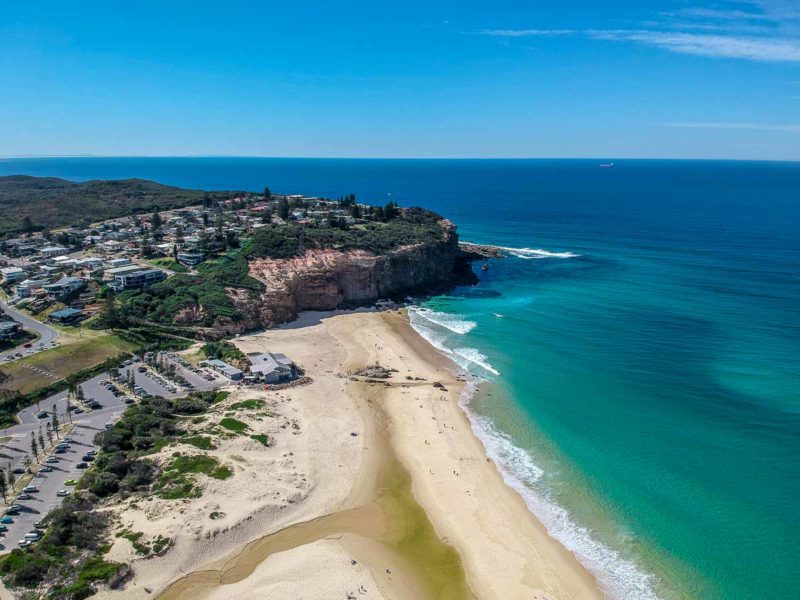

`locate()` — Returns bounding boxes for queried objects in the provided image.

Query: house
[176,252,204,266]
[246,352,296,384]
[43,277,87,300]
[0,267,26,284]
[106,258,131,269]
[0,320,22,341]
[48,308,84,324]
[202,359,244,381]
[13,279,46,299]
[110,269,166,292]
[39,246,68,258]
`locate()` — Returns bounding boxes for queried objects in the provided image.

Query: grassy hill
[0,175,240,235]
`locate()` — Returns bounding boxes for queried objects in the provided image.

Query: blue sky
[1,0,798,159]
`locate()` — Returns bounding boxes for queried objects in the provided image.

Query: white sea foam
[407,305,661,600]
[409,307,477,334]
[459,392,662,600]
[408,306,500,377]
[499,246,581,260]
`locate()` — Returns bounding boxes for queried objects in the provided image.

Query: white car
[56,489,70,497]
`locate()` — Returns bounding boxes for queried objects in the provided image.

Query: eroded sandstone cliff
[227,219,471,331]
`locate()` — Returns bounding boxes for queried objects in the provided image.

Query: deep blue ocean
[2,158,798,599]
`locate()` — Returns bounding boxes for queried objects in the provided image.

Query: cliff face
[230,220,469,329]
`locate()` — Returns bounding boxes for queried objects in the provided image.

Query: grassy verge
[0,334,134,395]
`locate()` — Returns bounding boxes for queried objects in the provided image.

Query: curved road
[0,299,60,362]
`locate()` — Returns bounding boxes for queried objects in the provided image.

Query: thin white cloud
[476,1,800,62]
[662,122,800,132]
[477,29,575,37]
[588,30,800,62]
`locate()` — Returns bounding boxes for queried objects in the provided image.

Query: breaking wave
[500,246,581,260]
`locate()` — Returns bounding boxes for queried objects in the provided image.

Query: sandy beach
[96,309,601,600]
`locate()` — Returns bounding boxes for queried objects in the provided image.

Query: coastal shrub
[247,209,444,259]
[250,434,271,447]
[219,417,248,433]
[182,435,215,450]
[231,398,265,410]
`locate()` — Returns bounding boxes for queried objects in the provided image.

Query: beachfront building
[246,352,296,384]
[202,358,244,381]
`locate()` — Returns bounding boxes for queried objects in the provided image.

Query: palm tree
[30,433,39,463]
[0,471,7,504]
[51,406,60,438]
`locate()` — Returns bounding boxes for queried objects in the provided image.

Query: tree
[22,216,35,233]
[7,467,15,492]
[277,198,290,221]
[22,455,31,471]
[263,185,272,199]
[175,224,184,244]
[46,423,53,447]
[51,406,60,437]
[38,429,45,456]
[0,470,7,503]
[151,211,163,231]
[30,433,38,462]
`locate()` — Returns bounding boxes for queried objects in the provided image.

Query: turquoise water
[1,158,798,599]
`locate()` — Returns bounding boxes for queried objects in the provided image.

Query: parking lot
[0,357,227,552]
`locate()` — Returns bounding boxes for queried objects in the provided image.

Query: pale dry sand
[97,309,601,600]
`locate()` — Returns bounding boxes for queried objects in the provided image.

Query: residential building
[0,320,22,341]
[43,276,87,299]
[39,246,68,258]
[48,308,84,324]
[0,267,26,284]
[110,268,166,292]
[176,252,204,266]
[13,279,46,299]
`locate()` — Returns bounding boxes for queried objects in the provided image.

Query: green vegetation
[202,340,247,366]
[181,435,215,450]
[155,454,231,499]
[209,511,225,520]
[248,207,444,259]
[0,175,240,236]
[149,258,189,273]
[0,493,123,599]
[231,398,265,410]
[220,417,248,433]
[250,434,271,447]
[116,530,171,556]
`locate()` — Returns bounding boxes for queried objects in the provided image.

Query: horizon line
[1,154,799,163]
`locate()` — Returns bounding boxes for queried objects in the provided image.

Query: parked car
[86,450,97,456]
[56,489,70,497]
[64,479,77,486]
[22,486,38,493]
[0,525,8,532]
[12,467,26,475]
[1,517,14,524]
[39,466,53,473]
[35,411,48,419]
[45,457,59,464]
[17,493,32,500]
[81,455,95,462]
[76,462,88,469]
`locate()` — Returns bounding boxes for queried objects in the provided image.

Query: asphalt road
[0,299,60,362]
[0,359,228,551]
